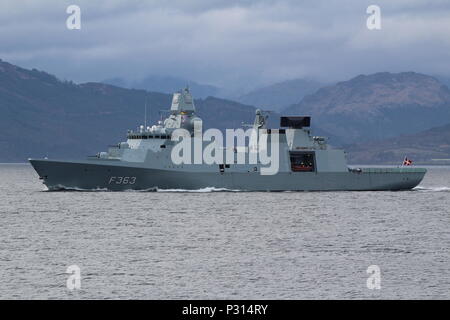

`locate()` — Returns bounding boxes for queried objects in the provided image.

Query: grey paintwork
[29,88,426,191]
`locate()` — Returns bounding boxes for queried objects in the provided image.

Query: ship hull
[29,159,426,191]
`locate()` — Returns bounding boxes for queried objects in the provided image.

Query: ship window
[290,152,315,172]
[155,135,160,139]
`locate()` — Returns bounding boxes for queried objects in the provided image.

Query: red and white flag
[402,157,412,166]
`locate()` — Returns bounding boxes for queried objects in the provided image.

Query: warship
[29,88,426,191]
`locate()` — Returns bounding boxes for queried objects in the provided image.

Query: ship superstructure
[29,88,426,191]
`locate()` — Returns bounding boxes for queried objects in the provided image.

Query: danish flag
[402,157,412,166]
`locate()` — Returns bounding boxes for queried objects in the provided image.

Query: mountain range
[283,72,450,145]
[236,78,324,112]
[104,76,326,110]
[1,59,450,164]
[103,75,220,99]
[0,59,266,162]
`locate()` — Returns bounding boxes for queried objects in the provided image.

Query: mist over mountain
[102,77,128,88]
[236,79,325,112]
[103,75,221,99]
[0,60,267,162]
[284,72,450,144]
[434,75,450,90]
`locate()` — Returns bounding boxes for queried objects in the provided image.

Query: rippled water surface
[1,164,450,299]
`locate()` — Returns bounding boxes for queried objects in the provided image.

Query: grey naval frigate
[29,87,426,191]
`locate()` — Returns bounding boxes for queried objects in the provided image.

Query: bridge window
[290,152,315,172]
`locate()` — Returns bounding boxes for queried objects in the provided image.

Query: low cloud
[1,0,449,90]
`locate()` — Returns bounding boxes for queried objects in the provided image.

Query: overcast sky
[1,0,449,90]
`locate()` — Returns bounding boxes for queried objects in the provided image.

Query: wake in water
[43,185,244,193]
[44,184,450,193]
[153,187,243,193]
[413,186,450,192]
[43,185,109,192]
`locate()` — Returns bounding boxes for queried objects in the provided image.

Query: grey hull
[29,159,426,191]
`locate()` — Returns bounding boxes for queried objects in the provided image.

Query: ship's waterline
[29,159,426,191]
